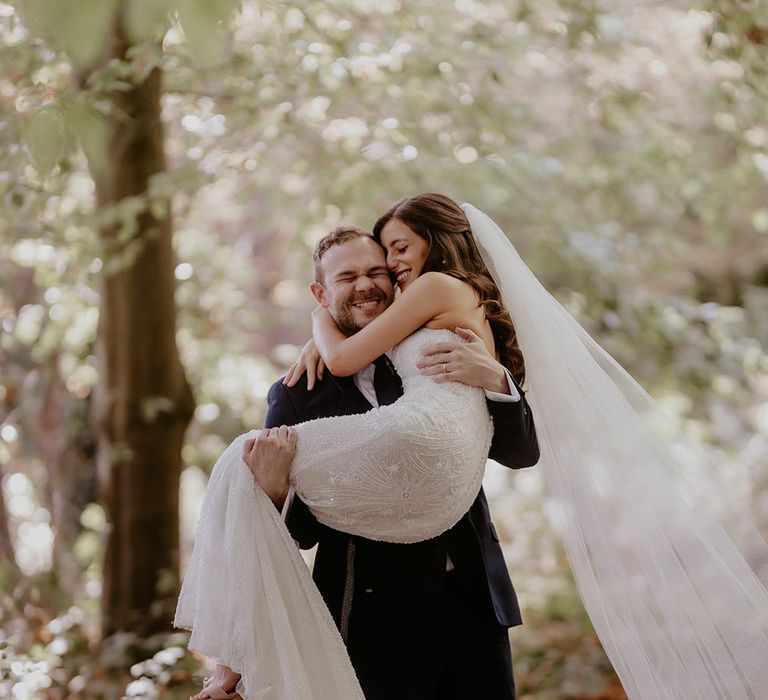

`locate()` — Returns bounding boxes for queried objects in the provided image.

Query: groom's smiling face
[311,237,395,336]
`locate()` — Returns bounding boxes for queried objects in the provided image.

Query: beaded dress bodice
[291,327,493,543]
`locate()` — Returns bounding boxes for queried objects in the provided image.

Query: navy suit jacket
[265,367,539,628]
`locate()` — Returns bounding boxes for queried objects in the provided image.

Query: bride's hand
[283,338,325,390]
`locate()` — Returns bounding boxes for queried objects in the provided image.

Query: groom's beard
[332,290,391,336]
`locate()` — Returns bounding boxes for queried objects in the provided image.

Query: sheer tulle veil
[463,203,768,700]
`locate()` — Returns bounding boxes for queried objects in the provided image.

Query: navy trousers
[346,569,516,700]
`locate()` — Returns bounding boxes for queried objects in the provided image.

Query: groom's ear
[310,282,327,306]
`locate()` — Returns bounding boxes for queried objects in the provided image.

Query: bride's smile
[379,217,429,292]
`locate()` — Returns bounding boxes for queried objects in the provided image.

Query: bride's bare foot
[190,664,241,700]
[190,686,237,700]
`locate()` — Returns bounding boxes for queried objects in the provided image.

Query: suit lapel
[327,374,374,416]
[310,363,402,419]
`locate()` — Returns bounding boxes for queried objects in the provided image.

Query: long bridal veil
[464,203,768,699]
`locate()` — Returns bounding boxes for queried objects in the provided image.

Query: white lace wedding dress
[174,328,493,699]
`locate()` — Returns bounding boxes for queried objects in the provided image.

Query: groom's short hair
[313,226,375,284]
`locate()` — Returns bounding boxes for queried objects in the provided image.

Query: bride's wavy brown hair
[373,193,526,387]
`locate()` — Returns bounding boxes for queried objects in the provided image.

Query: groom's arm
[264,379,327,550]
[485,375,539,469]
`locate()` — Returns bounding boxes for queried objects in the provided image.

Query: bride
[178,194,768,700]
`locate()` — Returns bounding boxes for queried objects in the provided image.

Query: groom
[247,226,539,700]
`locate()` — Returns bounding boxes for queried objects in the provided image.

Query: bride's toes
[191,686,233,700]
[189,685,216,700]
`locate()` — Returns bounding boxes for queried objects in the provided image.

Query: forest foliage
[1,0,767,697]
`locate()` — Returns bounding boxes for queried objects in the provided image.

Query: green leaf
[176,0,239,67]
[26,107,67,173]
[123,0,174,44]
[23,0,120,68]
[66,103,110,174]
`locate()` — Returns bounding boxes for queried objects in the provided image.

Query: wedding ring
[442,363,447,374]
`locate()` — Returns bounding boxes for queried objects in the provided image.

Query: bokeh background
[1,0,767,698]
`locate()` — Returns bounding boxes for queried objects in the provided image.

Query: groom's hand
[417,327,510,394]
[242,426,297,509]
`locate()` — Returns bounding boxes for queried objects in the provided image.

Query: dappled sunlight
[4,472,53,575]
[1,0,767,696]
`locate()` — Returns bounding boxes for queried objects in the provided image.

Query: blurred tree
[39,356,96,594]
[86,14,195,637]
[10,0,215,634]
[0,468,19,582]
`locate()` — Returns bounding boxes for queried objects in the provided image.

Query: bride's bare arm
[312,272,469,376]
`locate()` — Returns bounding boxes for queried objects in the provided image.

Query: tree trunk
[91,16,194,637]
[39,357,96,597]
[0,467,20,587]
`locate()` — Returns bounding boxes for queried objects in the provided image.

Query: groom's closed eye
[333,268,389,284]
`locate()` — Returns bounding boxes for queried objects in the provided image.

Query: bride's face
[379,218,430,292]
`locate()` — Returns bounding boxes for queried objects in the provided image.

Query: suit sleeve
[486,375,540,469]
[264,380,326,549]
